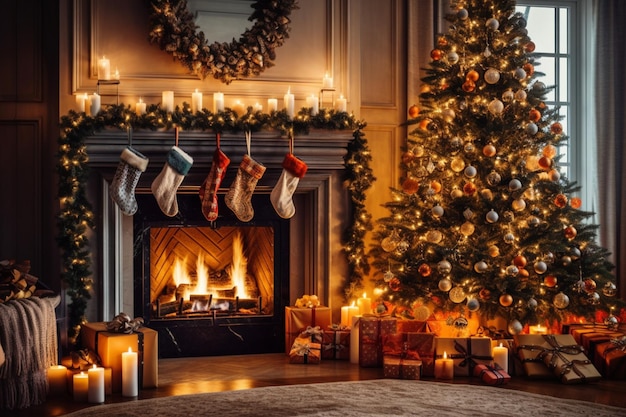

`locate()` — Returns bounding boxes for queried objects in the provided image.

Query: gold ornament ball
[543,144,557,158]
[408,104,420,118]
[466,69,480,82]
[438,278,453,292]
[460,221,475,236]
[583,278,597,293]
[488,245,500,257]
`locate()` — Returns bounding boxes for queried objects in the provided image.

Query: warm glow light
[231,231,250,299]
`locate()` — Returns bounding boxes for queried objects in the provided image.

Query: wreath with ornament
[148,0,299,84]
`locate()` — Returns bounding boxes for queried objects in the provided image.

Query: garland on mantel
[57,103,374,346]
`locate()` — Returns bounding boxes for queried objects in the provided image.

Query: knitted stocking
[270,153,308,219]
[224,155,266,222]
[151,146,194,217]
[199,138,231,221]
[109,147,149,216]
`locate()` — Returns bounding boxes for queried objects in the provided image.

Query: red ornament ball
[523,63,535,77]
[513,255,527,268]
[499,294,513,307]
[389,277,401,291]
[583,278,597,293]
[466,70,480,82]
[479,288,491,300]
[408,104,419,118]
[538,156,552,170]
[402,151,416,164]
[544,275,558,288]
[437,36,448,46]
[463,182,477,196]
[430,49,443,61]
[483,144,497,157]
[554,194,568,208]
[418,263,432,277]
[551,122,563,134]
[462,80,476,92]
[402,177,420,195]
[564,225,577,240]
[525,41,536,52]
[529,109,541,122]
[570,197,582,209]
[430,180,442,194]
[418,118,431,130]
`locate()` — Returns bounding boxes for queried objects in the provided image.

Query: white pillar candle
[335,94,347,112]
[306,94,319,116]
[98,56,111,80]
[89,93,101,116]
[349,315,362,364]
[493,343,509,373]
[434,351,454,380]
[284,87,295,117]
[122,347,139,397]
[114,67,120,80]
[232,99,245,115]
[340,302,359,328]
[73,372,88,402]
[191,89,203,113]
[87,365,105,404]
[267,98,278,112]
[47,365,67,395]
[135,98,146,115]
[75,93,88,112]
[162,91,174,113]
[323,73,333,89]
[213,92,224,112]
[253,102,263,112]
[356,292,372,315]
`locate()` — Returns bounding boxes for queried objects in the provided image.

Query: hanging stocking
[109,147,149,216]
[199,133,231,221]
[271,133,308,219]
[225,131,266,222]
[151,133,194,216]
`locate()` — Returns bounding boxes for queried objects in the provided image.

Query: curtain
[595,1,626,299]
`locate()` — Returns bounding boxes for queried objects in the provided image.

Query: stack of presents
[286,298,626,384]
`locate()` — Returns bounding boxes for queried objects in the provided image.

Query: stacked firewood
[0,259,39,302]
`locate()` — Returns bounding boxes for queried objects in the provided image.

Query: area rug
[63,379,626,417]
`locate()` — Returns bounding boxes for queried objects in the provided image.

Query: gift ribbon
[303,325,324,342]
[323,330,347,359]
[478,364,508,385]
[440,339,493,372]
[602,336,626,357]
[292,341,314,363]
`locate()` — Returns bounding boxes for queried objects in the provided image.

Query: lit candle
[335,94,347,112]
[87,365,104,403]
[434,351,454,380]
[306,94,319,116]
[98,56,111,80]
[267,98,278,112]
[232,99,246,115]
[493,343,509,373]
[89,93,101,116]
[341,301,359,328]
[349,315,361,364]
[73,372,88,402]
[213,92,224,112]
[529,324,548,334]
[122,347,138,397]
[323,73,333,89]
[114,67,120,80]
[162,91,174,113]
[253,102,263,112]
[47,365,67,395]
[191,89,203,113]
[284,87,295,117]
[75,93,88,112]
[356,292,372,315]
[135,97,146,115]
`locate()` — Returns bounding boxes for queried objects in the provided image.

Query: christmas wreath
[148,0,299,84]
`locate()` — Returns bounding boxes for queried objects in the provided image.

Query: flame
[194,252,209,295]
[173,257,190,287]
[231,231,250,299]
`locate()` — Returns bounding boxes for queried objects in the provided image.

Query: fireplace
[84,129,353,358]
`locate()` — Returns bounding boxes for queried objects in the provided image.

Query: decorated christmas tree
[369,0,625,334]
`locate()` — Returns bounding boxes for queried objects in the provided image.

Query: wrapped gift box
[358,315,397,367]
[594,336,626,379]
[396,320,430,333]
[568,326,624,362]
[81,322,158,392]
[540,334,602,384]
[285,306,331,354]
[322,326,350,360]
[473,363,511,385]
[383,355,422,379]
[435,337,493,376]
[289,336,321,364]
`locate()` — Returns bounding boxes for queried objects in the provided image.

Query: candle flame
[362,292,367,298]
[499,342,503,348]
[92,364,97,369]
[351,300,355,307]
[128,347,133,353]
[287,87,291,94]
[443,351,447,359]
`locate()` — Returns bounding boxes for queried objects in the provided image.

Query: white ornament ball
[526,122,538,135]
[502,90,514,103]
[474,261,488,273]
[534,261,547,274]
[528,216,540,228]
[438,260,452,274]
[508,319,524,335]
[486,18,500,31]
[447,51,459,64]
[426,230,443,243]
[451,188,464,199]
[509,179,522,191]
[554,292,570,309]
[527,298,538,310]
[533,81,546,91]
[438,278,453,292]
[514,68,527,80]
[467,297,480,312]
[487,171,502,186]
[486,209,499,223]
[504,233,515,244]
[549,169,561,182]
[464,165,477,178]
[485,68,501,84]
[506,265,519,276]
[451,157,466,172]
[414,145,425,157]
[442,108,456,122]
[432,205,444,218]
[488,99,504,115]
[413,305,431,321]
[514,89,527,101]
[457,8,469,19]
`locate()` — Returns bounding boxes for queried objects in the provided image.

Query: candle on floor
[267,98,278,112]
[529,324,547,334]
[47,365,68,395]
[73,372,88,402]
[162,91,174,113]
[434,351,454,380]
[356,292,372,315]
[213,92,224,112]
[98,56,110,80]
[135,98,146,115]
[493,343,509,373]
[350,315,362,364]
[191,89,203,113]
[122,347,139,397]
[87,364,105,404]
[340,302,359,328]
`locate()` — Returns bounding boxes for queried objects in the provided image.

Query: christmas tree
[369,0,625,334]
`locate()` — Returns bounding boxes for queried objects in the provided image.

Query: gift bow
[303,325,324,341]
[106,312,144,334]
[542,335,591,380]
[603,335,626,357]
[478,364,508,385]
[450,340,493,369]
[292,341,314,356]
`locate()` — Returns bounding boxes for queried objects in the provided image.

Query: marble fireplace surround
[84,128,352,355]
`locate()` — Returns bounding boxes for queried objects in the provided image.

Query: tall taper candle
[213,92,224,112]
[191,89,203,113]
[284,87,294,117]
[162,91,174,113]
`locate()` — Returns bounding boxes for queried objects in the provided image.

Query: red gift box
[383,355,422,379]
[473,363,511,385]
[358,315,397,367]
[322,326,350,360]
[594,336,626,379]
[396,320,430,333]
[289,336,321,364]
[284,306,331,354]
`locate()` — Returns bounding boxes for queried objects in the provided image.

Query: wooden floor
[8,353,626,416]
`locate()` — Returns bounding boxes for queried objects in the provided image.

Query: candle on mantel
[213,92,224,112]
[75,93,88,112]
[73,372,88,402]
[349,315,362,364]
[253,102,263,112]
[434,351,454,380]
[135,97,146,115]
[267,98,278,112]
[114,67,120,80]
[335,94,347,112]
[89,93,101,116]
[356,292,372,315]
[162,90,174,113]
[306,94,319,116]
[87,364,105,404]
[284,87,295,117]
[232,99,246,115]
[340,301,359,328]
[322,73,333,89]
[47,365,67,395]
[493,342,509,373]
[98,56,110,80]
[191,89,203,113]
[122,347,138,397]
[529,324,548,335]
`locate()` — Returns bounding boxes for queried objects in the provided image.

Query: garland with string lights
[57,102,374,346]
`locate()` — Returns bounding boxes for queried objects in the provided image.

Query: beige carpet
[63,379,626,417]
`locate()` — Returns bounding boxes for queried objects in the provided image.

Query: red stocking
[199,133,231,221]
